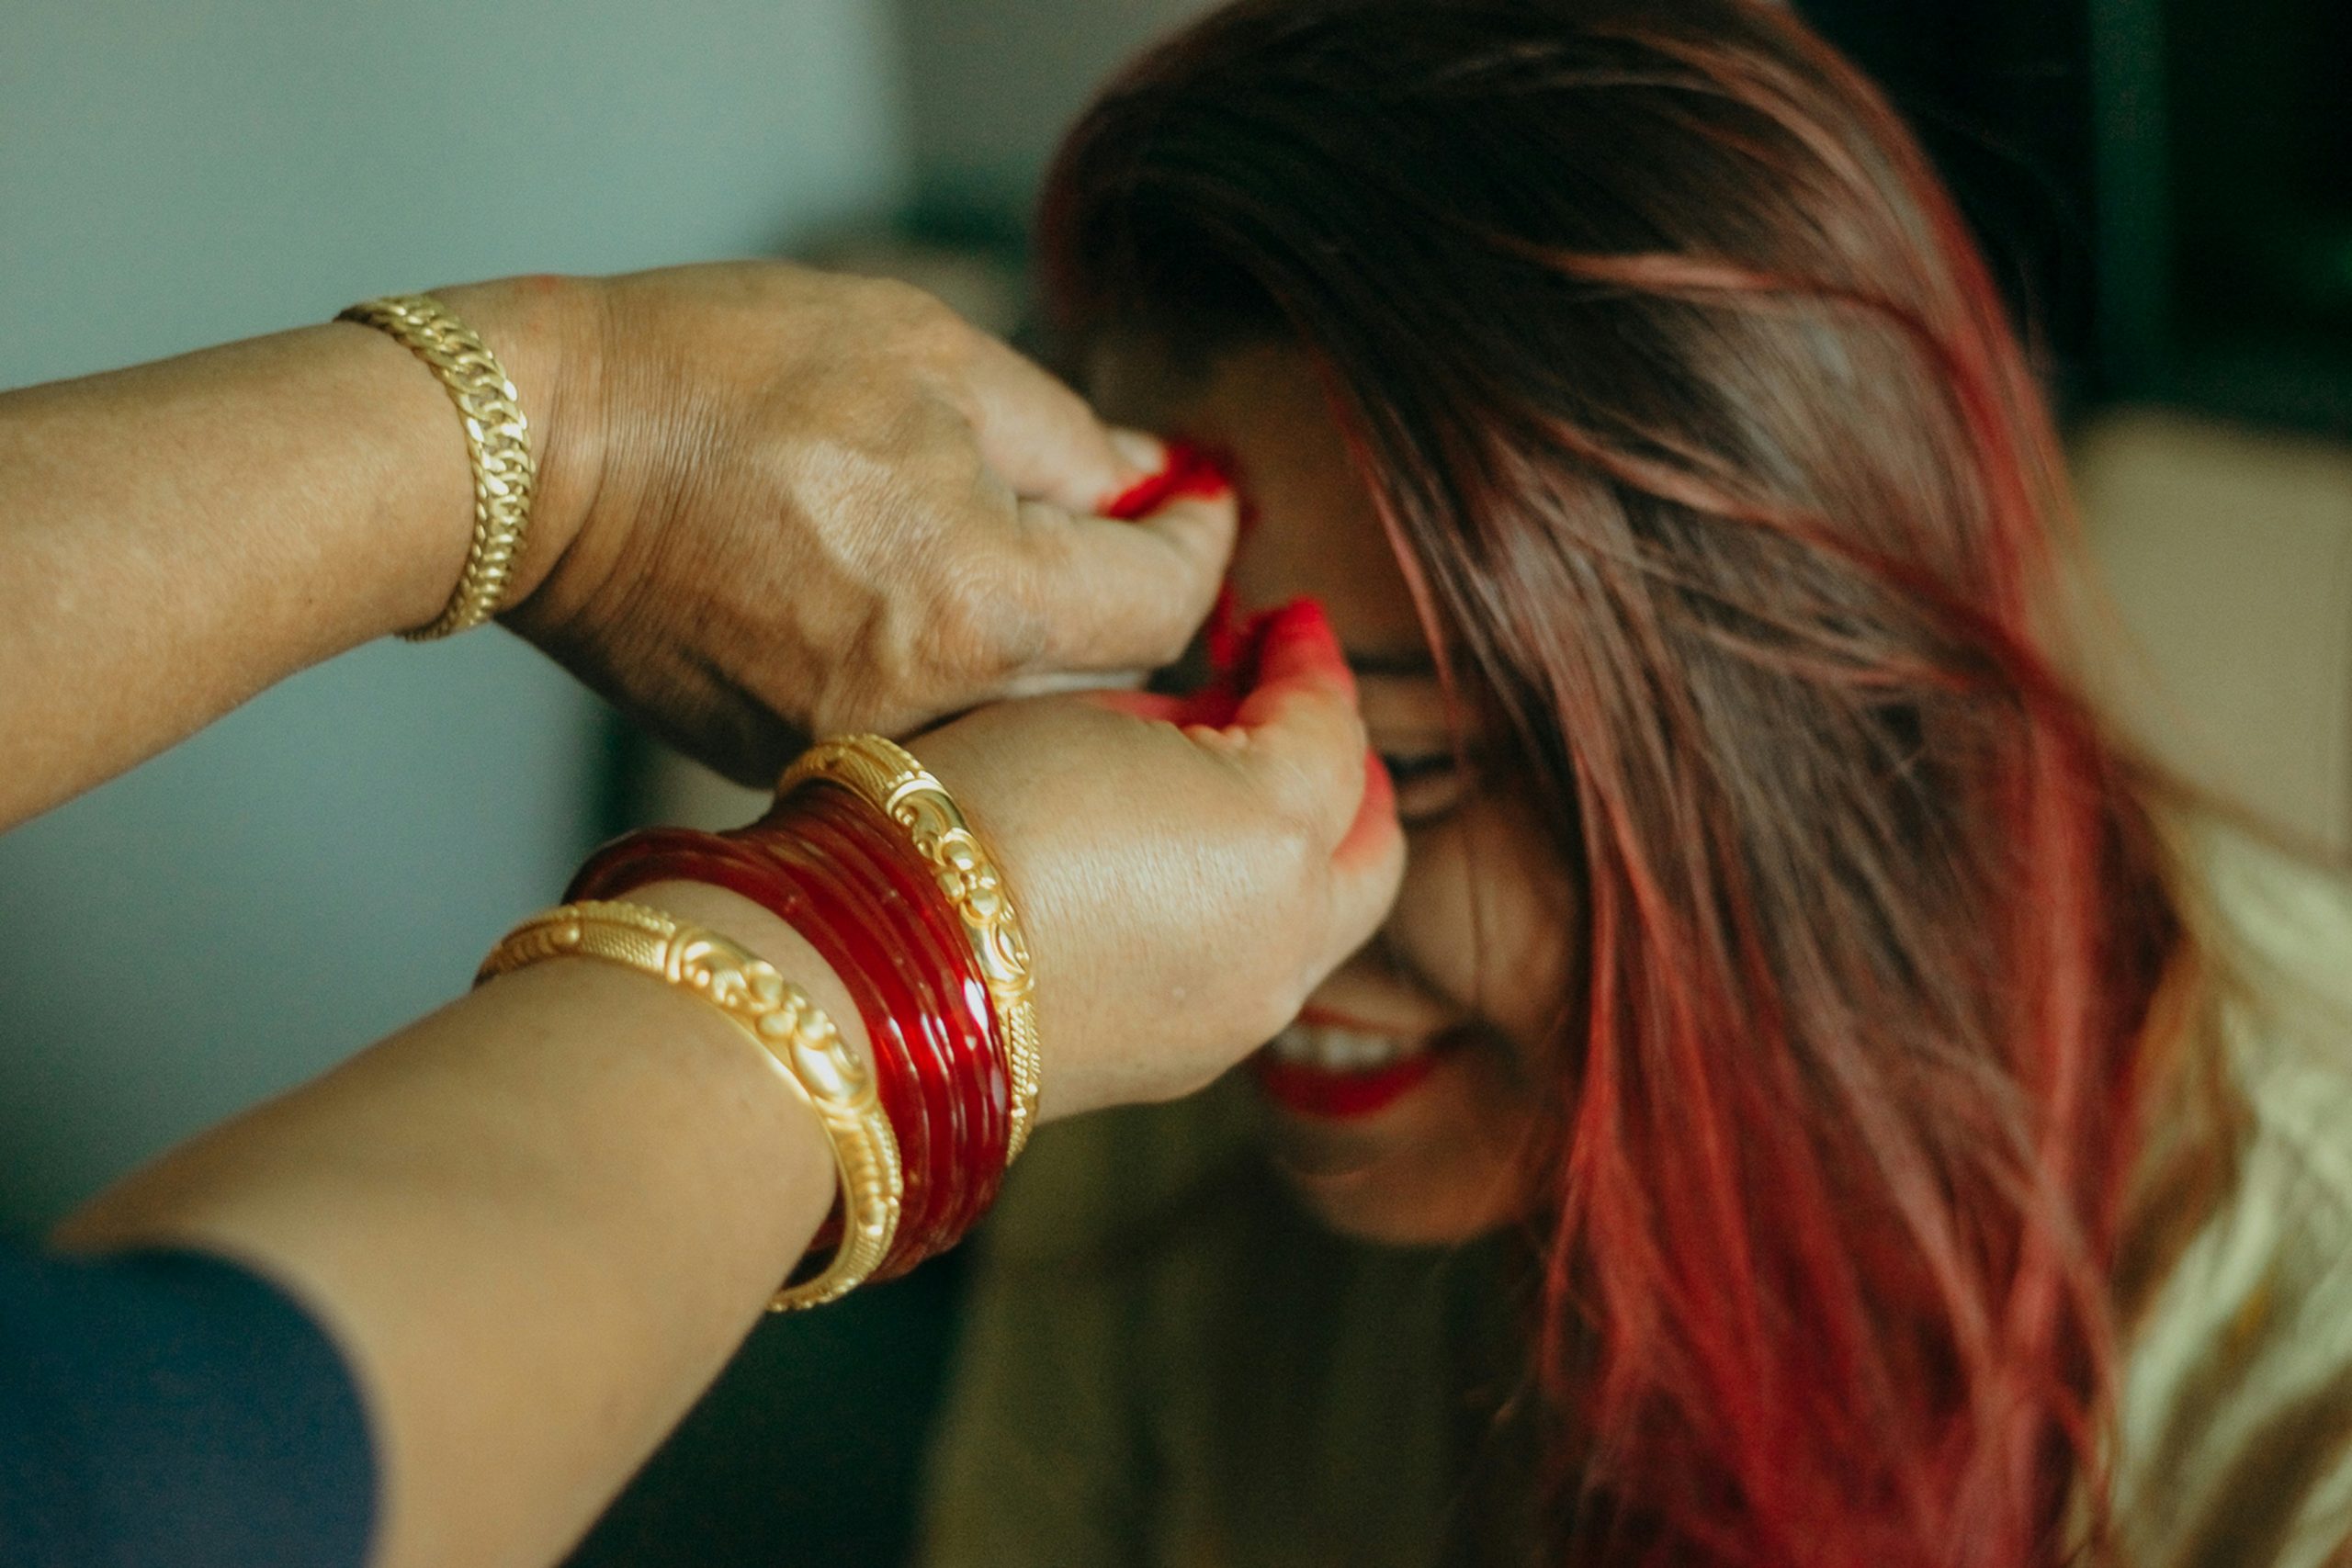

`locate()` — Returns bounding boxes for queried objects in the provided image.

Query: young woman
[920,3,2352,1565]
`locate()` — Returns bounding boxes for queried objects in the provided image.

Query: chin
[1250,1034,1535,1247]
[1278,1152,1522,1246]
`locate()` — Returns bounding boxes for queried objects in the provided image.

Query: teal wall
[899,0,1215,218]
[0,0,911,1230]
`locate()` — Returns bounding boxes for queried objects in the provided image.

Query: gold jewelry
[780,735,1044,1163]
[478,899,903,1311]
[339,293,537,640]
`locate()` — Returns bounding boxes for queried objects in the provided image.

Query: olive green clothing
[922,826,2352,1567]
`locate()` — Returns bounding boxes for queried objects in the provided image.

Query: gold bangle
[339,293,537,640]
[780,735,1044,1164]
[477,898,904,1311]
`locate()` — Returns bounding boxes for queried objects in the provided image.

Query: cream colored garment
[922,827,2352,1567]
[2112,823,2352,1568]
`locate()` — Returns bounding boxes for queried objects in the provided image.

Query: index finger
[1073,598,1373,842]
[952,330,1149,513]
[1227,600,1379,848]
[1015,487,1239,675]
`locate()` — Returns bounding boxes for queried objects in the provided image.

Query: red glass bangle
[746,789,1008,1266]
[763,789,1011,1246]
[742,814,969,1275]
[566,830,938,1268]
[584,832,965,1270]
[804,785,1011,1228]
[753,807,967,1262]
[568,803,1012,1278]
[727,831,962,1272]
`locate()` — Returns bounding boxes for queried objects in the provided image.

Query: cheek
[1385,794,1580,1058]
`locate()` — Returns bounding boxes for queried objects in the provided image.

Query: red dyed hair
[1041,3,2186,1564]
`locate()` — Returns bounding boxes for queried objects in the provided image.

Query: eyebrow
[1345,648,1441,680]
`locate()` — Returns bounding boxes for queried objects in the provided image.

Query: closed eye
[1380,750,1454,785]
[1378,749,1471,825]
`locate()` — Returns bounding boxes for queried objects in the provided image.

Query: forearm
[56,880,848,1568]
[0,280,589,830]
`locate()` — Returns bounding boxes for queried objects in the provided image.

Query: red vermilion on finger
[1099,439,1235,519]
[1086,594,1349,733]
[1236,600,1355,728]
[1189,595,1351,734]
[1202,586,1251,683]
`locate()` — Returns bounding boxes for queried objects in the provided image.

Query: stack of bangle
[565,734,1033,1288]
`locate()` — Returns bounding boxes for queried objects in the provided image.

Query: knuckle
[995,573,1051,671]
[1257,752,1340,850]
[1255,796,1329,898]
[805,637,891,738]
[1152,612,1202,668]
[1128,593,1197,670]
[867,278,971,367]
[846,271,930,322]
[925,556,1044,684]
[1312,688,1372,760]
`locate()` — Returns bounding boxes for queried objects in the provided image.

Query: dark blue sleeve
[0,1243,376,1568]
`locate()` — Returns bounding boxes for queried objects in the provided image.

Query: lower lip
[1249,1030,1467,1121]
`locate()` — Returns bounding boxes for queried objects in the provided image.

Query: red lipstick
[1250,1050,1442,1120]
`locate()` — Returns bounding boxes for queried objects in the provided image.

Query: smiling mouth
[1250,1019,1470,1119]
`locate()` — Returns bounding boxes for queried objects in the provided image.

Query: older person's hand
[911,599,1406,1119]
[445,263,1234,784]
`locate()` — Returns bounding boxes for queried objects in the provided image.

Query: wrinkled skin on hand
[465,262,1238,784]
[432,266,1399,1105]
[909,602,1406,1118]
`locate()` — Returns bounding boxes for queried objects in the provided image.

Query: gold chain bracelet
[478,899,904,1311]
[339,293,537,640]
[780,735,1044,1163]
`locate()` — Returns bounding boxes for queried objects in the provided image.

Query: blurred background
[1,0,2346,1562]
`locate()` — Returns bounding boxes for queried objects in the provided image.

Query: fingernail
[1247,598,1353,696]
[1269,597,1340,656]
[1109,427,1166,476]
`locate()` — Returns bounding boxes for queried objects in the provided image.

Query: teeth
[1270,1028,1318,1064]
[1267,1024,1426,1075]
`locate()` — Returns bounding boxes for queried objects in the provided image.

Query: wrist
[424,274,611,614]
[570,794,1018,1284]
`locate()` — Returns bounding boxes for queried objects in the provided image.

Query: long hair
[1039,3,2188,1563]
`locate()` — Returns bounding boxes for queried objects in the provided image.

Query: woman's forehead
[1097,338,1434,666]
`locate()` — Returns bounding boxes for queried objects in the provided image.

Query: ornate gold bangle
[477,898,904,1311]
[339,293,537,640]
[780,735,1044,1163]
